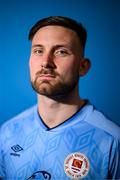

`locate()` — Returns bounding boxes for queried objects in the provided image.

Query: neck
[37,88,85,128]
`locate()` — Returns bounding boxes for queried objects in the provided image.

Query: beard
[31,69,79,99]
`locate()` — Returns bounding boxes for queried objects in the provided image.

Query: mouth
[38,74,56,80]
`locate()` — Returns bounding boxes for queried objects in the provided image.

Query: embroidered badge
[64,152,90,179]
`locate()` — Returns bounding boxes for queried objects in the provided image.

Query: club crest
[64,152,90,179]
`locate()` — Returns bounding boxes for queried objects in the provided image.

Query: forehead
[32,25,81,47]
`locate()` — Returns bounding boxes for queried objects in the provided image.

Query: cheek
[29,56,35,67]
[29,57,38,71]
[60,60,80,76]
[29,58,37,77]
[29,59,33,72]
[29,55,43,70]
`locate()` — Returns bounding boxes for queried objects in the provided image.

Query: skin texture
[29,25,90,128]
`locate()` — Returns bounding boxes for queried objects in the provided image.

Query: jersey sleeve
[109,138,120,179]
[0,126,6,179]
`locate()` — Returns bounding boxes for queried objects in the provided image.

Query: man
[0,16,120,180]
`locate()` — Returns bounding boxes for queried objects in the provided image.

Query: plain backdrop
[0,0,120,126]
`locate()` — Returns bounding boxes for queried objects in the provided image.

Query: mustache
[35,69,59,77]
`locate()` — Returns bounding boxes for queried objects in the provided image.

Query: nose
[41,54,56,69]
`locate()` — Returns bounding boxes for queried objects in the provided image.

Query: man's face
[29,25,83,98]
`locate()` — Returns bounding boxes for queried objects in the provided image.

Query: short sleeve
[109,138,120,179]
[0,126,6,179]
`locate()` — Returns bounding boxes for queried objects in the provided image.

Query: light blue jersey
[0,103,120,179]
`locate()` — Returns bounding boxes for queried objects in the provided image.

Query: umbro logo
[10,144,23,157]
[11,144,23,152]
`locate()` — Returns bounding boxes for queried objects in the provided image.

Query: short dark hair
[28,16,87,52]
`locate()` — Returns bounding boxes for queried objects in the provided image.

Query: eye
[54,49,69,57]
[33,49,43,55]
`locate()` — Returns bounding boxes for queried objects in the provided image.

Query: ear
[79,58,91,76]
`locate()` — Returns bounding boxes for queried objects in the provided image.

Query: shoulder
[0,104,37,137]
[85,104,120,141]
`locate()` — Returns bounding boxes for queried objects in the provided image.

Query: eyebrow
[32,44,72,50]
[32,44,43,49]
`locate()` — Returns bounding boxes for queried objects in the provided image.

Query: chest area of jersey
[4,127,109,179]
